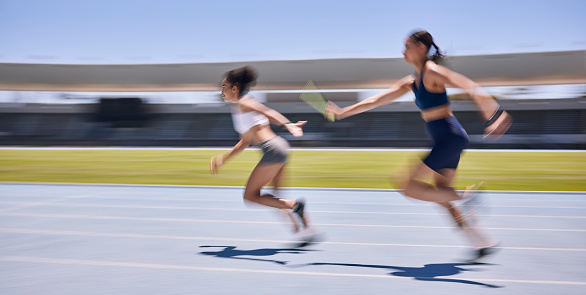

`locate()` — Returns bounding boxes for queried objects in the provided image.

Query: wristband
[485,106,504,127]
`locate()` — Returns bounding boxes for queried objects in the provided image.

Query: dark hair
[224,66,258,97]
[409,30,445,64]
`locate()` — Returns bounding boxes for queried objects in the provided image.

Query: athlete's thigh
[409,159,437,180]
[434,168,457,188]
[245,163,285,192]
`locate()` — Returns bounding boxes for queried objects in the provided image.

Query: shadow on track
[298,262,503,288]
[198,245,316,266]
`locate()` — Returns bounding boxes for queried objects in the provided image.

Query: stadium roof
[0,50,584,92]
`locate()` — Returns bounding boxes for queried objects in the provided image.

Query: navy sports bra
[413,68,449,110]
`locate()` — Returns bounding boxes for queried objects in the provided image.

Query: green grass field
[0,149,584,191]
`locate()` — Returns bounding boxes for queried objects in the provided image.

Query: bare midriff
[242,124,276,145]
[420,104,453,122]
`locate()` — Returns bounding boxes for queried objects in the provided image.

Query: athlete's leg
[435,169,497,252]
[272,164,286,193]
[400,160,461,203]
[269,164,302,232]
[434,169,466,228]
[404,116,468,203]
[243,163,296,209]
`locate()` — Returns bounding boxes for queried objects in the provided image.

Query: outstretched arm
[239,97,306,137]
[434,65,498,121]
[433,64,512,138]
[325,75,413,120]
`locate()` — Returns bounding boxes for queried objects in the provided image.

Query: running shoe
[280,210,301,233]
[460,182,485,225]
[292,227,324,248]
[292,198,307,228]
[467,243,500,263]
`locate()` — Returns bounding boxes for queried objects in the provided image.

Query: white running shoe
[460,182,485,225]
[293,227,324,248]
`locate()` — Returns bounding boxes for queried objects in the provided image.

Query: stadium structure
[0,50,584,148]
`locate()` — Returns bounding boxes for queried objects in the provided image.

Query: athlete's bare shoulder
[239,95,268,113]
[424,60,443,75]
[424,61,450,86]
[396,75,416,90]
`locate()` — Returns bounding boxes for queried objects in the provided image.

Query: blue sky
[0,0,584,64]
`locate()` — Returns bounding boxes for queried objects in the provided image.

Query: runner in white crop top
[230,102,270,135]
[210,66,322,246]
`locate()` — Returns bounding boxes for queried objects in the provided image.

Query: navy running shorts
[422,116,469,173]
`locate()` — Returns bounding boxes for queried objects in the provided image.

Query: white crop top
[231,103,270,134]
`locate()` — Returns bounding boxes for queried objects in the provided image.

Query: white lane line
[0,213,584,232]
[2,199,586,210]
[3,193,586,206]
[2,255,586,285]
[0,194,94,213]
[0,202,584,219]
[1,228,584,252]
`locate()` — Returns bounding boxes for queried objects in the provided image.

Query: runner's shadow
[198,245,315,266]
[303,262,503,288]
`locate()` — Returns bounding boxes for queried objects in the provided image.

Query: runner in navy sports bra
[413,67,468,174]
[413,68,449,110]
[326,30,512,262]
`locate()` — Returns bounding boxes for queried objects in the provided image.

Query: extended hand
[484,110,512,140]
[285,121,307,137]
[325,101,342,122]
[210,155,224,174]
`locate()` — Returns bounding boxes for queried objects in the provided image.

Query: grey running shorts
[258,136,289,163]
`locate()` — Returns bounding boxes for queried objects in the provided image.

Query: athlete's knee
[243,189,260,202]
[403,189,417,199]
[401,181,419,198]
[393,172,410,189]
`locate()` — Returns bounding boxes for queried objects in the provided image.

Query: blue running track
[1,183,585,294]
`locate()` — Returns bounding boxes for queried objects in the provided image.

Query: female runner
[211,66,318,245]
[325,30,512,261]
